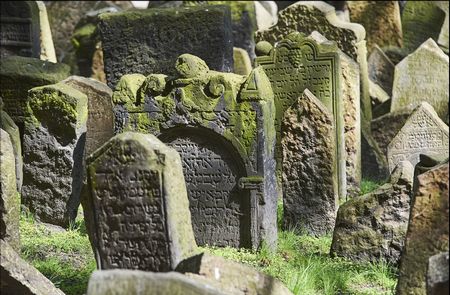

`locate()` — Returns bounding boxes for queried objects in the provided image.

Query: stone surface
[98,5,234,88]
[0,239,65,295]
[361,118,389,181]
[401,1,446,53]
[233,47,252,76]
[391,38,449,123]
[113,54,278,251]
[176,253,293,295]
[330,161,414,265]
[0,129,20,252]
[84,132,197,271]
[281,89,337,235]
[368,45,395,96]
[87,270,226,295]
[22,82,87,227]
[396,162,449,295]
[427,252,449,295]
[387,102,449,173]
[369,79,390,109]
[348,1,402,53]
[436,1,449,50]
[255,1,277,30]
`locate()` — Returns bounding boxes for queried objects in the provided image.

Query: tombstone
[0,1,56,62]
[388,103,449,172]
[233,47,252,76]
[21,82,87,227]
[98,5,234,89]
[427,252,449,295]
[347,1,402,53]
[391,39,449,123]
[84,132,197,271]
[255,1,372,122]
[436,1,449,50]
[113,54,279,250]
[369,79,389,110]
[255,1,277,30]
[396,162,449,295]
[401,1,446,53]
[368,45,395,96]
[0,129,20,253]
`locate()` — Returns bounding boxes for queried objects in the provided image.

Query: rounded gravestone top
[175,54,209,78]
[255,41,273,56]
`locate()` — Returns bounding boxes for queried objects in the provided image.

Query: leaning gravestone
[368,45,395,96]
[391,38,449,123]
[113,54,278,250]
[21,83,87,227]
[84,132,197,271]
[388,102,449,173]
[98,5,234,89]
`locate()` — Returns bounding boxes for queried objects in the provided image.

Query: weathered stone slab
[391,38,449,123]
[255,1,277,30]
[396,162,449,295]
[282,89,337,235]
[176,252,293,295]
[84,132,197,271]
[87,270,226,295]
[368,45,395,96]
[401,1,446,53]
[387,102,449,173]
[436,1,449,50]
[0,129,20,252]
[369,79,390,110]
[98,5,234,89]
[427,252,449,295]
[22,82,87,227]
[113,54,278,250]
[348,1,402,53]
[233,47,252,76]
[330,161,414,265]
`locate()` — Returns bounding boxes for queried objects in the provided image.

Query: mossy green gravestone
[113,54,278,251]
[84,132,197,271]
[21,83,87,227]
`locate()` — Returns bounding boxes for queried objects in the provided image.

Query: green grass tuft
[360,179,384,195]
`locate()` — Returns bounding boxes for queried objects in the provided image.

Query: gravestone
[21,82,87,227]
[396,162,449,295]
[368,45,395,96]
[281,89,337,235]
[233,47,252,76]
[84,132,197,271]
[401,1,446,53]
[391,38,449,123]
[436,1,449,50]
[0,1,56,62]
[427,252,449,295]
[255,1,277,30]
[98,5,234,89]
[113,54,278,250]
[387,103,449,172]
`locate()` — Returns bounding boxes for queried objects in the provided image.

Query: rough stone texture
[427,252,449,295]
[382,45,408,65]
[176,252,293,295]
[84,132,197,271]
[0,129,20,252]
[401,1,446,53]
[22,82,87,227]
[436,1,449,50]
[396,162,449,295]
[369,79,390,109]
[87,270,226,295]
[98,5,234,89]
[361,118,389,182]
[387,102,449,173]
[391,38,449,124]
[113,54,278,251]
[330,161,414,265]
[0,239,65,295]
[372,98,391,119]
[348,1,402,53]
[368,45,395,96]
[233,47,252,76]
[281,89,337,235]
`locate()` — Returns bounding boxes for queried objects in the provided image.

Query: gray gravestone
[84,132,197,271]
[368,45,395,96]
[427,252,449,295]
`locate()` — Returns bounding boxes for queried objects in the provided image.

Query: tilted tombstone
[387,102,449,173]
[391,38,449,123]
[21,83,87,227]
[84,132,197,271]
[368,45,395,96]
[98,5,234,89]
[0,1,56,62]
[233,47,252,76]
[436,1,449,50]
[113,54,278,250]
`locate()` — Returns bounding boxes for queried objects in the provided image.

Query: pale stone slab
[233,47,252,76]
[255,1,277,30]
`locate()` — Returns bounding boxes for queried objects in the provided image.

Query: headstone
[255,1,277,30]
[233,47,252,76]
[369,79,390,109]
[0,240,65,295]
[391,39,449,123]
[330,161,414,265]
[84,132,197,271]
[113,54,279,250]
[98,5,234,89]
[396,162,449,295]
[388,103,449,173]
[281,89,337,235]
[21,82,87,227]
[368,45,395,96]
[176,252,293,295]
[401,1,446,53]
[0,1,56,62]
[427,252,449,295]
[0,129,20,252]
[361,117,389,181]
[382,45,408,65]
[436,1,449,50]
[347,1,402,53]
